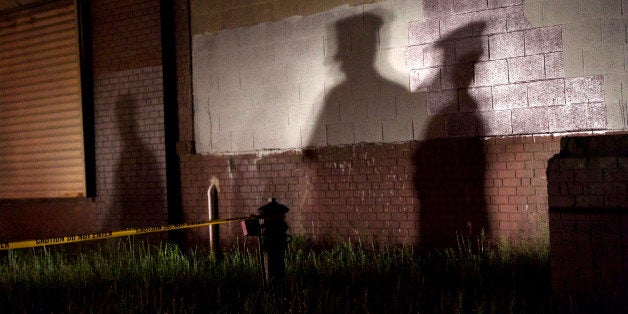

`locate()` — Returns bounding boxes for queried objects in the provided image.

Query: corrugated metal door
[0,0,85,199]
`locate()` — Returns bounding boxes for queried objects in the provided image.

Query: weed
[0,236,550,313]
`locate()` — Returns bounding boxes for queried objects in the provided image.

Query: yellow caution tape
[0,216,252,251]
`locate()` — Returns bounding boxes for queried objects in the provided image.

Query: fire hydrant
[241,198,290,287]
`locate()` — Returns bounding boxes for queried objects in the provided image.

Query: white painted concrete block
[302,124,327,147]
[396,93,427,119]
[297,36,326,61]
[415,113,446,139]
[215,30,238,51]
[219,109,243,132]
[381,21,410,49]
[211,130,232,153]
[262,21,287,43]
[285,60,312,84]
[263,63,288,87]
[289,103,316,127]
[523,0,544,26]
[582,0,622,19]
[326,123,354,145]
[563,20,602,50]
[583,44,625,74]
[351,78,381,99]
[299,81,325,104]
[479,110,513,135]
[355,120,384,143]
[252,129,273,150]
[367,96,397,120]
[217,70,240,92]
[543,0,582,25]
[601,18,627,44]
[232,130,254,152]
[236,25,265,48]
[193,106,212,153]
[251,88,277,108]
[377,48,411,92]
[339,99,368,123]
[606,98,626,129]
[275,41,300,64]
[315,100,339,125]
[563,47,585,77]
[241,64,265,91]
[278,126,303,149]
[275,84,300,106]
[383,118,413,142]
[259,105,290,129]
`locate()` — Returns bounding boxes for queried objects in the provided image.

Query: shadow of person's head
[333,13,384,74]
[432,21,487,116]
[438,21,486,63]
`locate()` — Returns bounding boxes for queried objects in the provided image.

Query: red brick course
[180,135,559,248]
[91,67,168,231]
[547,134,628,312]
[91,0,162,75]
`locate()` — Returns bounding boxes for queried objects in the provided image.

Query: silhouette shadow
[413,22,490,249]
[114,94,165,230]
[302,12,414,244]
[304,13,489,247]
[307,12,408,149]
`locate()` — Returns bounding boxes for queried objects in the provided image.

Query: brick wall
[180,134,559,248]
[0,198,95,242]
[0,0,167,241]
[182,0,619,249]
[92,67,168,230]
[0,0,623,252]
[175,0,195,153]
[91,0,162,75]
[90,0,168,231]
[547,134,628,312]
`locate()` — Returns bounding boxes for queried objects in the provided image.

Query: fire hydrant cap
[258,198,289,215]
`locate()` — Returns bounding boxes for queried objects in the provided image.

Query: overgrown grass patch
[0,236,550,313]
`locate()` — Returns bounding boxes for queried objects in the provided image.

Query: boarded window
[0,1,85,199]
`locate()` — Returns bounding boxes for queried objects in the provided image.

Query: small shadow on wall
[114,94,166,229]
[413,22,490,248]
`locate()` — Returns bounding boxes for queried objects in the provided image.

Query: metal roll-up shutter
[0,0,85,199]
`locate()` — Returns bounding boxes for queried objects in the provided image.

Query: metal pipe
[207,184,220,254]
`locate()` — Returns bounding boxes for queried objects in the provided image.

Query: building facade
[0,0,626,250]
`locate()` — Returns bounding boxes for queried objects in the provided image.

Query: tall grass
[0,236,550,313]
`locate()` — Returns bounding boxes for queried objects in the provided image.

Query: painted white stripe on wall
[523,0,628,130]
[193,1,424,154]
[193,0,625,155]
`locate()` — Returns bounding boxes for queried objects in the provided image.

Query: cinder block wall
[191,0,616,155]
[181,0,627,249]
[0,0,625,250]
[547,134,627,312]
